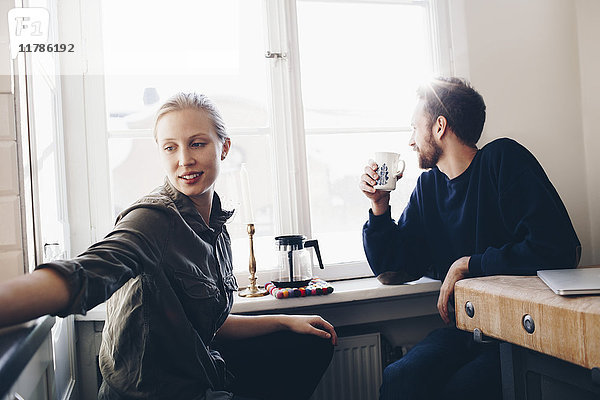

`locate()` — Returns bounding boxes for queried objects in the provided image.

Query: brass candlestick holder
[238,223,268,297]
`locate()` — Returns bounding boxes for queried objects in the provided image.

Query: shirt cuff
[468,254,483,277]
[367,207,393,229]
[35,261,87,317]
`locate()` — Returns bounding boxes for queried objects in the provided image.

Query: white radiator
[311,333,382,400]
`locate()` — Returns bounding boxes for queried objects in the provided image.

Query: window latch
[265,51,287,60]
[44,242,63,262]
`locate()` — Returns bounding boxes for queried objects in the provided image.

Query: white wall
[0,0,25,281]
[576,0,600,263]
[450,0,598,265]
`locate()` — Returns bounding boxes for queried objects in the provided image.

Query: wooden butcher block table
[454,274,600,399]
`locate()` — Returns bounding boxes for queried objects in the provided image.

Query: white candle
[240,163,255,224]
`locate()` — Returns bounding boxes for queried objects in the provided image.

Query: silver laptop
[537,268,600,295]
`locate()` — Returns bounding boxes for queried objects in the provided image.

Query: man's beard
[417,130,443,169]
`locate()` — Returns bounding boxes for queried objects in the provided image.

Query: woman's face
[155,108,230,202]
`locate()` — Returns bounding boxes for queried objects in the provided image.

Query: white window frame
[15,1,79,398]
[59,0,454,284]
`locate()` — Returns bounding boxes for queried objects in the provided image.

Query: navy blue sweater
[363,138,581,281]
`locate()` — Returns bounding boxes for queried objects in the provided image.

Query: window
[18,1,77,398]
[67,0,451,283]
[298,1,437,271]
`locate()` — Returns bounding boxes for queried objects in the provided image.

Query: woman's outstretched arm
[0,268,70,327]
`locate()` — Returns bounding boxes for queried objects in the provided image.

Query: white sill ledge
[232,276,441,314]
[75,276,441,322]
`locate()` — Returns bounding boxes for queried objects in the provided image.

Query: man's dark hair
[416,77,486,147]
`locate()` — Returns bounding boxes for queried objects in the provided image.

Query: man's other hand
[437,256,471,324]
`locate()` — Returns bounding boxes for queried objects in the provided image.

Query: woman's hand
[216,314,337,345]
[280,315,338,345]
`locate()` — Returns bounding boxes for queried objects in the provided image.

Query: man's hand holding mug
[360,152,406,216]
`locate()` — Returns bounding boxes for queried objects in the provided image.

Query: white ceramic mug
[373,152,406,191]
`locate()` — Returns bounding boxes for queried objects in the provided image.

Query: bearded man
[359,77,581,400]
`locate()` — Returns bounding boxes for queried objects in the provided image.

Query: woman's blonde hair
[153,92,228,143]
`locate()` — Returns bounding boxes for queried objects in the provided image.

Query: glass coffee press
[272,235,324,288]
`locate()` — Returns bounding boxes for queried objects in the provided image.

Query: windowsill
[0,316,55,399]
[75,276,441,322]
[233,276,440,313]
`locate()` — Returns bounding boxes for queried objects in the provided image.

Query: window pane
[306,132,420,265]
[299,1,433,267]
[297,1,432,129]
[101,0,269,131]
[30,72,63,253]
[215,135,278,273]
[101,0,276,275]
[107,137,164,215]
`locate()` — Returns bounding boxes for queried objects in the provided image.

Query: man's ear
[434,115,448,140]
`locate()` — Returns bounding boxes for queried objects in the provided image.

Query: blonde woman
[0,93,336,400]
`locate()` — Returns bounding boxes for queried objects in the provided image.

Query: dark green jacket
[38,179,237,399]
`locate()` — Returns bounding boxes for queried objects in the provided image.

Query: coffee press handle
[304,240,324,269]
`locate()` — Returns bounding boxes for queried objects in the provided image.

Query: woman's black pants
[213,330,334,400]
